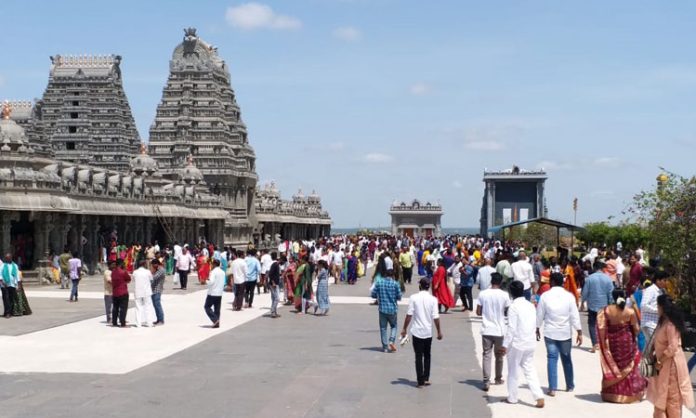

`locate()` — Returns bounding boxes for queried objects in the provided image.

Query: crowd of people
[6,232,696,416]
[345,234,695,417]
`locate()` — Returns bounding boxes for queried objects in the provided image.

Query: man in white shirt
[175,246,194,290]
[448,256,463,307]
[173,242,182,259]
[640,271,668,342]
[511,251,535,301]
[476,273,510,391]
[500,281,544,408]
[230,250,247,311]
[401,278,443,388]
[331,247,344,284]
[477,258,496,291]
[536,273,582,396]
[132,260,154,328]
[204,259,226,328]
[259,249,273,295]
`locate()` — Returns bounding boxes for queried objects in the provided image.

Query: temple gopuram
[0,28,331,273]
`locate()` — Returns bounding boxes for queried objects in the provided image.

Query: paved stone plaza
[0,273,695,418]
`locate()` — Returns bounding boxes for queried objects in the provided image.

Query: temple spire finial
[1,101,11,120]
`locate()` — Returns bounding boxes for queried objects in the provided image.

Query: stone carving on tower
[2,100,51,157]
[148,28,258,243]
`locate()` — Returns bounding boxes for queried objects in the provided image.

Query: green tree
[632,173,696,312]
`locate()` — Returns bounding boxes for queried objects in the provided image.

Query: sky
[1,1,696,228]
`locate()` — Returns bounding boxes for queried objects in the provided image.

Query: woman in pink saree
[597,289,647,403]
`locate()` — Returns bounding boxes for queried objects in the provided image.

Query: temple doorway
[10,212,35,269]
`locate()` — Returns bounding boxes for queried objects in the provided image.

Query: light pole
[571,197,578,255]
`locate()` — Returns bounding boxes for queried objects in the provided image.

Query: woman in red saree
[596,289,647,403]
[431,259,454,313]
[197,253,210,285]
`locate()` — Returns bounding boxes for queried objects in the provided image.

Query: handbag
[640,328,658,378]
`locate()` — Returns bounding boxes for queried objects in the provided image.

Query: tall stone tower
[36,54,140,171]
[148,28,258,243]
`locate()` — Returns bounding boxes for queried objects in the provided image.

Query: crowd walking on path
[8,232,696,417]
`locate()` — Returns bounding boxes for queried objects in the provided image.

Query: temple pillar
[64,214,75,253]
[172,217,181,244]
[78,215,87,259]
[44,213,55,258]
[486,182,496,237]
[1,212,15,256]
[144,217,153,245]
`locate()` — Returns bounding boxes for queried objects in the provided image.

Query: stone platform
[0,272,694,417]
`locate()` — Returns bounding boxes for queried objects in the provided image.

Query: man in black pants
[243,249,260,308]
[401,278,443,387]
[176,247,193,290]
[110,259,131,327]
[204,259,225,328]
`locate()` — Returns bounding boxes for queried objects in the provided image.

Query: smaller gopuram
[38,54,141,171]
[389,199,443,237]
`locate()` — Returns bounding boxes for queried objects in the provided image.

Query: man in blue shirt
[580,260,614,352]
[371,271,402,353]
[460,261,475,312]
[244,249,261,309]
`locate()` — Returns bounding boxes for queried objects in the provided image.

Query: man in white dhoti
[132,260,155,328]
[500,280,545,408]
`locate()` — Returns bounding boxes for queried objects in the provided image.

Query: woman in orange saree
[197,253,210,285]
[596,289,647,403]
[125,246,135,273]
[563,259,579,306]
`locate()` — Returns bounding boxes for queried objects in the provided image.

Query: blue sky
[1,1,695,228]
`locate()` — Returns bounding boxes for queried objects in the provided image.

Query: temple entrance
[152,221,168,247]
[402,228,414,238]
[10,212,35,269]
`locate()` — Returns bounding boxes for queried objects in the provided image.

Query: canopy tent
[488,217,584,247]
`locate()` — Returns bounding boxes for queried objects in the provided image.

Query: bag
[172,271,180,287]
[640,329,658,378]
[640,354,657,378]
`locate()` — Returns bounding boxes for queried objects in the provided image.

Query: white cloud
[409,82,432,96]
[225,3,302,31]
[593,156,621,167]
[363,153,394,163]
[536,160,574,171]
[464,141,504,151]
[452,180,463,188]
[333,26,362,42]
